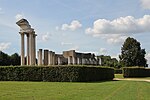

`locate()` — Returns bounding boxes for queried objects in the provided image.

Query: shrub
[0,66,114,82]
[123,67,150,78]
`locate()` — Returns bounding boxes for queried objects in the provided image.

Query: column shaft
[38,49,42,65]
[26,34,30,65]
[20,33,25,65]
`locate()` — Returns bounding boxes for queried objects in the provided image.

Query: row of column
[20,32,36,65]
[67,56,102,65]
[38,49,56,66]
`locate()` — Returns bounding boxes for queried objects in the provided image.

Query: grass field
[0,80,150,100]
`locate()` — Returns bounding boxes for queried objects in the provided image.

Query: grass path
[0,81,150,100]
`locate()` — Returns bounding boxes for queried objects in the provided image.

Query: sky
[0,0,150,66]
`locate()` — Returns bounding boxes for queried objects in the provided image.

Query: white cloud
[99,48,107,55]
[86,15,150,35]
[105,34,128,45]
[15,13,25,21]
[42,32,52,41]
[85,15,150,44]
[146,52,150,67]
[61,20,82,31]
[55,26,59,31]
[0,42,11,51]
[140,0,150,10]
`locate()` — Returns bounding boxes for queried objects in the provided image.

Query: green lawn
[0,81,150,100]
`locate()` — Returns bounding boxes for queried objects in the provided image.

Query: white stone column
[20,32,25,65]
[72,56,76,65]
[68,56,72,65]
[38,49,42,65]
[77,57,81,65]
[29,33,33,65]
[48,51,53,65]
[58,57,61,65]
[26,34,30,65]
[32,34,36,65]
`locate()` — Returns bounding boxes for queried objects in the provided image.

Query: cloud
[105,34,128,44]
[85,15,150,44]
[140,0,150,10]
[42,32,52,41]
[0,42,11,51]
[99,48,107,55]
[86,15,150,35]
[15,13,25,21]
[146,52,150,67]
[61,20,82,31]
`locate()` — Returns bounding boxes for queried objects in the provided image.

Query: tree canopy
[119,37,147,67]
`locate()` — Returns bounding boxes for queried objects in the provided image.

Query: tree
[119,37,147,67]
[10,53,20,65]
[0,51,11,66]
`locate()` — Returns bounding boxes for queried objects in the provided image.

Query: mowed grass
[0,81,150,100]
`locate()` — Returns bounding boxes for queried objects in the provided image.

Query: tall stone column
[32,34,36,65]
[20,32,25,65]
[26,34,30,65]
[44,50,48,65]
[29,33,33,65]
[38,49,42,65]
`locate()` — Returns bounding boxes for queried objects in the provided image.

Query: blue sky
[0,0,150,66]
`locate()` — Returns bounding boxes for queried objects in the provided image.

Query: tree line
[0,51,20,66]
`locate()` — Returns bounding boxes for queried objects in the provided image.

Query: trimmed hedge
[114,69,122,74]
[0,66,114,82]
[123,67,150,78]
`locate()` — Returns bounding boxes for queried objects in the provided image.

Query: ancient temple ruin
[16,19,101,66]
[37,49,101,65]
[16,19,37,65]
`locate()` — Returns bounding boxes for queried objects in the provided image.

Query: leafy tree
[119,37,147,67]
[10,53,20,65]
[0,51,11,65]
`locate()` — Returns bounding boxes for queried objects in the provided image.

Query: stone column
[20,32,25,65]
[38,49,42,65]
[44,50,48,65]
[72,56,76,65]
[58,57,61,65]
[48,51,53,65]
[32,34,36,65]
[82,58,85,65]
[52,52,55,65]
[26,34,30,65]
[77,57,81,65]
[68,56,72,65]
[29,33,33,65]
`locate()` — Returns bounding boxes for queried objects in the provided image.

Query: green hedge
[123,67,150,78]
[114,69,122,74]
[0,66,114,82]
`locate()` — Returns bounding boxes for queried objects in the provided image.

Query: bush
[0,66,114,82]
[123,67,150,78]
[114,69,122,74]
